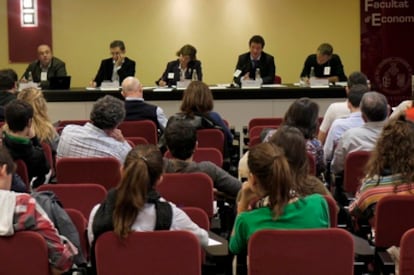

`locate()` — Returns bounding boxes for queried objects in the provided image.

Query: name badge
[40,72,47,81]
[324,66,331,75]
[168,73,174,79]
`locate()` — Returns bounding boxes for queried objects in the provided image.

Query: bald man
[121,76,168,133]
[21,44,67,89]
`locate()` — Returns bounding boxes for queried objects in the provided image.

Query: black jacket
[156,59,202,86]
[234,51,276,85]
[93,57,135,87]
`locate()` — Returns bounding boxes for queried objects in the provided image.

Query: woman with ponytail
[88,145,208,264]
[229,142,329,254]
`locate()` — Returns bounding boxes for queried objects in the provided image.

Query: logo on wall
[375,57,412,95]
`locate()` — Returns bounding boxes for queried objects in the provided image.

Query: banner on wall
[361,0,414,106]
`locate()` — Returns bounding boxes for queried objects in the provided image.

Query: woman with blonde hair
[17,87,59,151]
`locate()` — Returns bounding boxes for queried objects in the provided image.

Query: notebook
[49,76,71,89]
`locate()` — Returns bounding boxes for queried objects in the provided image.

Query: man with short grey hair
[57,95,131,163]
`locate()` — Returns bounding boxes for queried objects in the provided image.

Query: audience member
[17,87,59,152]
[156,44,202,87]
[57,95,132,163]
[0,69,18,121]
[233,35,276,85]
[163,119,241,198]
[91,40,135,87]
[0,147,75,273]
[21,44,67,89]
[229,143,329,254]
[121,76,167,133]
[2,100,51,188]
[323,84,368,163]
[300,43,347,84]
[349,115,414,224]
[331,91,388,174]
[88,144,208,271]
[318,71,369,144]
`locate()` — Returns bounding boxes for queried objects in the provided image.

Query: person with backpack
[88,144,208,272]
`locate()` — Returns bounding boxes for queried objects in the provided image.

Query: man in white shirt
[318,71,369,144]
[57,95,132,163]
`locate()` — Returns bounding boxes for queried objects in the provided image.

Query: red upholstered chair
[374,195,414,274]
[274,75,282,84]
[37,183,107,219]
[125,136,149,147]
[56,157,121,190]
[307,151,316,176]
[15,159,30,191]
[324,195,338,228]
[400,228,414,275]
[181,207,210,230]
[248,136,262,147]
[57,119,89,127]
[41,142,54,176]
[65,208,89,261]
[118,120,158,144]
[164,147,223,168]
[248,117,283,131]
[197,129,225,155]
[248,125,276,141]
[95,231,202,275]
[0,231,51,275]
[156,173,214,218]
[248,229,354,275]
[343,150,371,196]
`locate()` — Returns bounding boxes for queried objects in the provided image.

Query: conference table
[43,85,346,131]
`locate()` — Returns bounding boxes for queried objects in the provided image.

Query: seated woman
[88,145,208,270]
[229,143,329,255]
[156,44,202,87]
[164,81,233,155]
[349,115,414,225]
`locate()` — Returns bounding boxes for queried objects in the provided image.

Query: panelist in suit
[233,35,276,85]
[21,44,67,89]
[156,44,202,87]
[300,43,347,83]
[90,40,135,87]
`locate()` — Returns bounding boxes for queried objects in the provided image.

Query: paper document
[208,238,222,246]
[261,84,287,88]
[153,88,173,92]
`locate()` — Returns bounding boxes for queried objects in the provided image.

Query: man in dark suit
[233,35,276,85]
[156,44,202,87]
[21,44,67,89]
[91,40,135,87]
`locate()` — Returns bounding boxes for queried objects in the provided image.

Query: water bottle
[255,68,262,84]
[27,71,33,82]
[192,69,198,81]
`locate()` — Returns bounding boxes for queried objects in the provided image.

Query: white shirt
[57,122,132,163]
[87,200,209,247]
[319,101,350,133]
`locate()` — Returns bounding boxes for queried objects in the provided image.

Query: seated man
[233,35,276,85]
[21,44,67,89]
[0,69,18,121]
[121,76,167,134]
[90,40,135,87]
[57,95,132,163]
[331,91,388,174]
[318,71,369,144]
[0,147,75,273]
[300,43,347,84]
[3,100,51,188]
[323,84,368,164]
[163,119,241,199]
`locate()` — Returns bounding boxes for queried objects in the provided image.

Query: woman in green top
[229,142,330,254]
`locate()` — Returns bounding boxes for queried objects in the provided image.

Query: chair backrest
[307,152,316,176]
[196,129,225,154]
[344,150,371,195]
[41,142,54,175]
[58,119,89,127]
[375,195,414,248]
[56,157,121,190]
[65,208,89,261]
[37,183,107,219]
[0,231,50,275]
[400,228,414,275]
[126,136,149,146]
[248,229,354,275]
[248,125,276,140]
[181,206,210,230]
[156,173,214,218]
[324,195,338,227]
[118,120,158,144]
[248,117,283,130]
[274,75,282,84]
[164,147,223,168]
[15,159,30,190]
[95,231,201,275]
[249,136,262,147]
